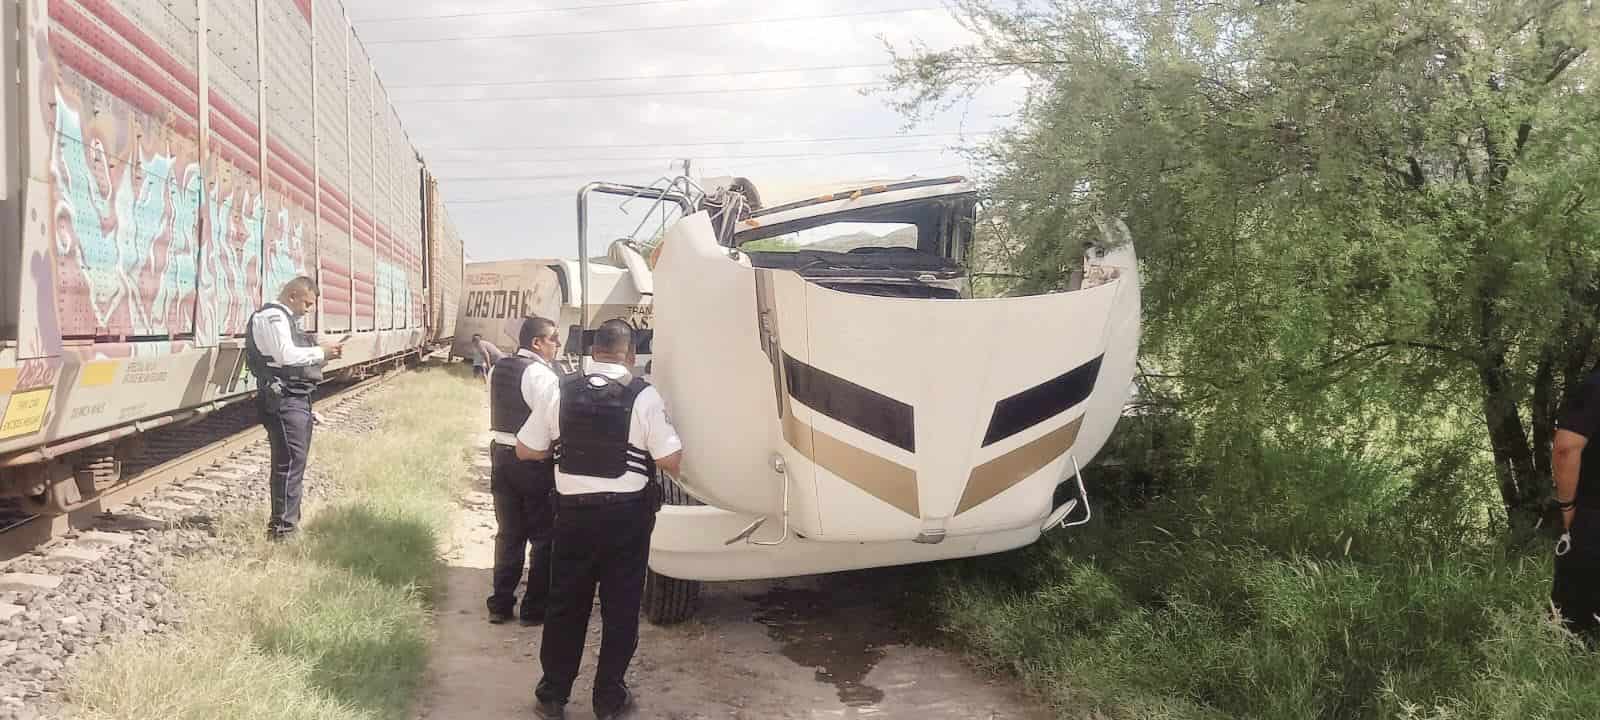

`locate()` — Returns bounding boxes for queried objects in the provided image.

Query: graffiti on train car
[47,36,311,345]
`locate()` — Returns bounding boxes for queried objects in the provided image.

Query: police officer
[485,316,563,625]
[516,319,682,720]
[245,276,343,541]
[1553,370,1600,642]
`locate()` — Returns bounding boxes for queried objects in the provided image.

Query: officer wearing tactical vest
[516,319,683,720]
[485,316,563,625]
[245,276,343,540]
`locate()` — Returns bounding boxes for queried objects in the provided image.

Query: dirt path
[414,432,1050,720]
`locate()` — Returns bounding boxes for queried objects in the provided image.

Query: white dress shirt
[488,349,560,447]
[249,305,323,367]
[517,361,682,495]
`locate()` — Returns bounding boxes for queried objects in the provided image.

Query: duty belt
[556,489,648,508]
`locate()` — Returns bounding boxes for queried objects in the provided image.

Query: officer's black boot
[532,698,566,719]
[594,683,635,719]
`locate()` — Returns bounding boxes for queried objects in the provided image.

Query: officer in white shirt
[484,316,562,625]
[244,276,343,540]
[516,319,683,720]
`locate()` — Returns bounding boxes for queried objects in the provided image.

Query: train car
[0,0,466,514]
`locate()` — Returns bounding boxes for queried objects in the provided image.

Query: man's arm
[641,390,685,476]
[514,380,560,462]
[253,310,324,366]
[515,441,551,462]
[655,450,683,477]
[1554,429,1587,530]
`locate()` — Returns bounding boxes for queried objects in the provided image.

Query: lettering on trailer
[0,389,54,440]
[70,402,109,420]
[462,289,545,320]
[628,304,653,330]
[122,360,170,385]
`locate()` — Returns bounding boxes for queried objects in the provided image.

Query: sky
[341,0,1030,261]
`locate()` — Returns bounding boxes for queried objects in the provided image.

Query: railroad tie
[44,547,104,565]
[75,531,135,548]
[0,573,62,592]
[182,482,228,494]
[140,500,190,514]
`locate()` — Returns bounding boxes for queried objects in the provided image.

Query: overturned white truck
[561,174,1141,624]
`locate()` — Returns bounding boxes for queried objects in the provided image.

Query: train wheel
[16,459,84,515]
[643,471,703,626]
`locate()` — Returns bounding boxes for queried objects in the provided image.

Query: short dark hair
[282,275,318,297]
[518,316,558,349]
[472,333,482,340]
[592,319,633,355]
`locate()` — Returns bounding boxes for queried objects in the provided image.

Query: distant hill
[746,225,918,253]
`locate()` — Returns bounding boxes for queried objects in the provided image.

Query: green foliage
[918,429,1600,719]
[885,0,1600,527]
[881,2,1600,716]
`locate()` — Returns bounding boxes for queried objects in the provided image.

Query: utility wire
[430,147,962,163]
[353,0,694,24]
[437,166,681,182]
[434,148,967,182]
[388,62,892,89]
[364,6,943,45]
[422,130,994,151]
[395,80,882,104]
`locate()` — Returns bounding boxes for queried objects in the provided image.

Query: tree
[883,0,1600,533]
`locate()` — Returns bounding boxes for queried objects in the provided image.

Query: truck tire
[643,471,702,626]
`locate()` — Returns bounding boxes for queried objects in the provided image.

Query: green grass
[66,364,481,720]
[914,427,1600,720]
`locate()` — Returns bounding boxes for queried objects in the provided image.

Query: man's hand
[320,339,345,360]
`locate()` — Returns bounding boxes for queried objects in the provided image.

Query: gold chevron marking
[956,416,1084,516]
[782,401,920,518]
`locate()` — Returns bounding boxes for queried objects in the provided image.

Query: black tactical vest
[555,372,656,479]
[489,354,539,434]
[244,303,322,397]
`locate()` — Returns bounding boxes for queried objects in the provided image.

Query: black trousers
[259,393,313,537]
[1553,507,1600,638]
[488,444,555,617]
[536,496,656,711]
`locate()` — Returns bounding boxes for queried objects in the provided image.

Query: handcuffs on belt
[1557,497,1577,557]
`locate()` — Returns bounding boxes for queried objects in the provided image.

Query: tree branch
[1545,46,1588,85]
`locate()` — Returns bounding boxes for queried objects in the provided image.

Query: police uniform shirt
[516,360,682,495]
[249,304,324,369]
[487,349,560,447]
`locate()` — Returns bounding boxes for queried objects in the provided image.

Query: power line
[364,6,943,45]
[434,148,969,181]
[353,0,693,24]
[388,62,891,89]
[422,130,994,152]
[444,165,973,204]
[432,147,963,163]
[395,80,882,104]
[437,166,680,182]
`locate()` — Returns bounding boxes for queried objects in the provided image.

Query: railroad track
[0,368,402,564]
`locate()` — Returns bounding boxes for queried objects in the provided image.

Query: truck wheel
[643,471,702,626]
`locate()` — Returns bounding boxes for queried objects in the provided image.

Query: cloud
[343,0,1023,260]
